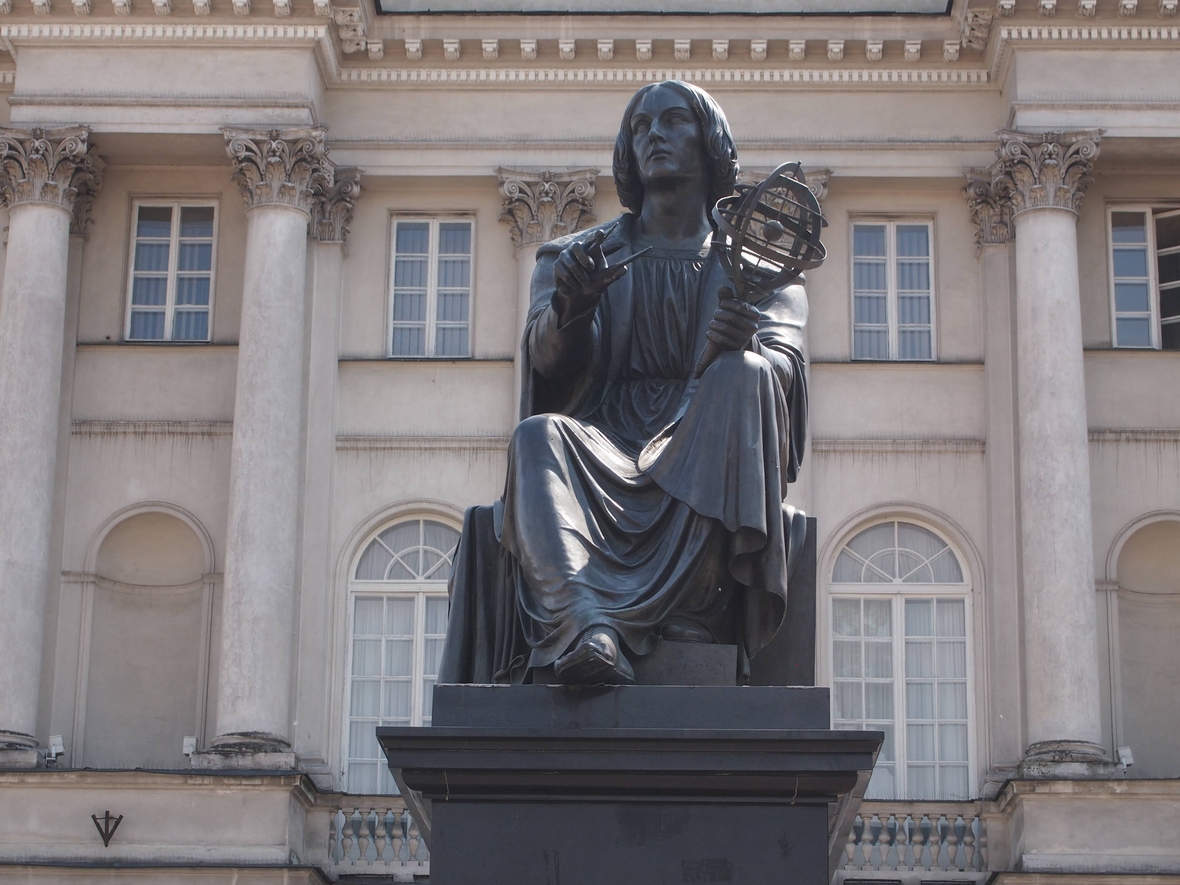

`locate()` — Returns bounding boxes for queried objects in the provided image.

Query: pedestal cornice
[991,129,1102,218]
[223,126,334,216]
[497,167,597,252]
[0,125,104,236]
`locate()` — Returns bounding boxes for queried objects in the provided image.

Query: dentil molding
[991,129,1102,216]
[497,167,597,251]
[223,125,334,215]
[0,125,104,235]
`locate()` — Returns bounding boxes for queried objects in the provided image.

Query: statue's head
[613,80,739,217]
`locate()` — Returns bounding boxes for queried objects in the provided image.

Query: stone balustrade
[326,800,430,880]
[837,801,987,879]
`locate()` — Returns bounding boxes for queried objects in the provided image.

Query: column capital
[223,126,334,216]
[497,167,598,252]
[0,126,105,236]
[963,168,1013,248]
[992,129,1102,217]
[313,166,361,248]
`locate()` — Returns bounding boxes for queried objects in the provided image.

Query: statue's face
[629,85,707,190]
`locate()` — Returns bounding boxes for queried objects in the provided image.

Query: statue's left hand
[706,288,760,353]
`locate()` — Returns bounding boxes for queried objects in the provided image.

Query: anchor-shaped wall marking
[91,810,123,847]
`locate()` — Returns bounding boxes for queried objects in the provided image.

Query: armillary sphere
[710,161,828,302]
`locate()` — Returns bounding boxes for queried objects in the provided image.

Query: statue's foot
[660,619,715,643]
[554,627,635,685]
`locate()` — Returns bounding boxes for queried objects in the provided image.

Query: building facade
[0,0,1178,881]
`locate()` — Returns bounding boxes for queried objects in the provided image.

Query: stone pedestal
[380,685,880,885]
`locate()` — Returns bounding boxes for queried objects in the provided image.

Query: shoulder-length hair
[612,80,739,217]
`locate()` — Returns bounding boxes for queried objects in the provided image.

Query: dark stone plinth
[379,685,881,885]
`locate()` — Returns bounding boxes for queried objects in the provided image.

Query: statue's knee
[708,349,773,383]
[513,413,562,453]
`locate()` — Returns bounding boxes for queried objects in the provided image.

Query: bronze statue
[439,80,810,686]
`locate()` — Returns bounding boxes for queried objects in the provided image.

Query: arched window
[345,518,460,794]
[829,520,972,801]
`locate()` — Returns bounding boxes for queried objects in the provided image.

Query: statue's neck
[636,183,711,250]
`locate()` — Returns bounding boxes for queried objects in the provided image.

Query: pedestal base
[1018,740,1119,779]
[380,685,881,885]
[0,732,41,769]
[190,734,296,771]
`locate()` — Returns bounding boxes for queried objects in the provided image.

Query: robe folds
[438,213,808,685]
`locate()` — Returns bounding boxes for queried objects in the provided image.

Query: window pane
[1111,211,1147,244]
[1115,282,1150,313]
[178,241,212,273]
[385,598,415,635]
[355,598,384,633]
[435,325,469,357]
[438,222,472,254]
[905,599,934,636]
[352,639,381,676]
[1161,288,1180,321]
[864,641,892,678]
[394,257,428,289]
[383,680,412,720]
[906,681,935,719]
[128,310,165,340]
[908,723,936,761]
[437,258,471,290]
[349,720,380,760]
[905,640,934,678]
[897,329,931,361]
[348,761,379,794]
[356,541,393,581]
[937,640,967,678]
[422,522,460,580]
[134,241,171,273]
[938,681,968,719]
[424,638,446,678]
[834,682,862,720]
[853,225,887,257]
[866,764,896,800]
[436,290,469,322]
[1116,317,1152,347]
[863,599,891,637]
[834,640,862,677]
[854,293,887,324]
[131,276,168,306]
[350,679,380,717]
[175,276,210,306]
[424,597,449,634]
[171,310,209,342]
[392,325,426,357]
[865,682,893,719]
[936,599,966,637]
[1113,248,1149,278]
[1158,251,1180,285]
[853,261,887,293]
[897,294,930,325]
[832,599,861,636]
[907,763,936,798]
[179,206,215,238]
[395,222,430,254]
[137,206,173,238]
[1164,322,1180,351]
[392,289,426,322]
[895,224,929,257]
[939,723,969,762]
[940,764,969,801]
[896,260,930,292]
[854,328,889,360]
[1156,213,1180,251]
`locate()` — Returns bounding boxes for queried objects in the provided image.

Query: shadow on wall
[81,512,210,770]
[1116,519,1180,779]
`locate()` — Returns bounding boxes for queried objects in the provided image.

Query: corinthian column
[497,168,597,414]
[991,130,1112,775]
[195,128,333,769]
[0,127,102,768]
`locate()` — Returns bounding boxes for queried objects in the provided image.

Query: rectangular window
[1109,207,1180,350]
[345,593,448,794]
[390,218,473,358]
[851,220,935,361]
[126,202,217,342]
[833,596,969,800]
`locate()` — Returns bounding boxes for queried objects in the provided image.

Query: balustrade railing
[326,801,429,879]
[839,802,987,876]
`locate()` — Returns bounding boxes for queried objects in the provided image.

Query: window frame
[387,214,476,360]
[848,217,938,362]
[826,519,976,801]
[341,516,459,794]
[124,199,219,344]
[1107,203,1180,350]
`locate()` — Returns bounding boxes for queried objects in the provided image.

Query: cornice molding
[810,437,986,455]
[963,167,1012,247]
[223,125,334,214]
[0,125,104,235]
[335,435,510,452]
[313,164,360,245]
[496,166,597,251]
[991,129,1101,216]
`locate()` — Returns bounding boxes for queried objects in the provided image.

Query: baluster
[941,814,960,870]
[374,807,388,863]
[914,814,931,870]
[844,821,858,870]
[408,815,422,861]
[891,814,908,871]
[864,814,881,869]
[879,814,895,870]
[357,808,372,864]
[341,808,356,865]
[850,814,866,868]
[328,808,339,864]
[975,813,988,872]
[962,814,976,871]
[929,816,948,873]
[391,810,406,861]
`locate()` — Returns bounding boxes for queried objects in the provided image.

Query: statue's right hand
[552,228,629,322]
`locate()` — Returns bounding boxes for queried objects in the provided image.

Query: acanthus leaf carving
[332,6,366,53]
[497,167,598,251]
[0,125,105,236]
[961,9,994,51]
[314,165,360,248]
[223,126,334,216]
[963,168,1012,248]
[991,129,1102,216]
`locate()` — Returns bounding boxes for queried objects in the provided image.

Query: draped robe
[438,213,808,685]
